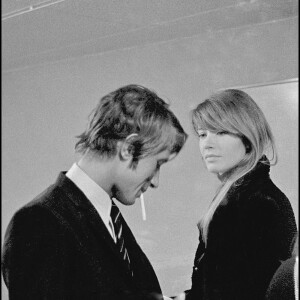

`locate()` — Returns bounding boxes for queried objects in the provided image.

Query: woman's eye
[217,131,228,135]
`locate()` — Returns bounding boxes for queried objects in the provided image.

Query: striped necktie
[110,200,133,276]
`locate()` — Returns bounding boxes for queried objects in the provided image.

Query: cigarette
[140,194,146,221]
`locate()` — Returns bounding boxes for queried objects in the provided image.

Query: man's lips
[137,188,147,198]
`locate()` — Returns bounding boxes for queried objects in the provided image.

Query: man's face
[113,149,175,205]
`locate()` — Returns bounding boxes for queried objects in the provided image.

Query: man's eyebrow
[159,159,169,164]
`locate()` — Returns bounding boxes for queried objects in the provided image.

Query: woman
[175,89,297,300]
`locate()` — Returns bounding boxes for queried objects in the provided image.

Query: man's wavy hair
[76,84,188,168]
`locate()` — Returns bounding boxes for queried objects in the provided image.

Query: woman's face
[197,130,246,175]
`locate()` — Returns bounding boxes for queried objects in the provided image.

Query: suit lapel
[54,172,135,279]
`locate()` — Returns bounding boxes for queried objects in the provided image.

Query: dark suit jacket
[2,172,163,300]
[186,158,297,300]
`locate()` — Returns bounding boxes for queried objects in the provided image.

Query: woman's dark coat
[186,159,297,300]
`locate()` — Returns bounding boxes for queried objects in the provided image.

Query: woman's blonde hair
[191,89,277,245]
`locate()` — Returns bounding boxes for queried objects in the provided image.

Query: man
[2,84,188,299]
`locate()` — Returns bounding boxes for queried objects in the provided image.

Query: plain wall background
[2,13,298,300]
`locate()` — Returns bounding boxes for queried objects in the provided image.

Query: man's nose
[150,170,160,188]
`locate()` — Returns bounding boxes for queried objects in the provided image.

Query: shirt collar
[66,163,112,227]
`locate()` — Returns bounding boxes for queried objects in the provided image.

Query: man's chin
[120,196,136,206]
[128,197,137,205]
[112,189,135,205]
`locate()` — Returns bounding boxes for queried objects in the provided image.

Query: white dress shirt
[66,163,116,242]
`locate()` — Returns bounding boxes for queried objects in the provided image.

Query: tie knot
[110,201,121,225]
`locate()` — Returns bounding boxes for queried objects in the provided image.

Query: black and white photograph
[2,1,298,299]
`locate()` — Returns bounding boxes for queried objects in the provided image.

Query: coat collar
[226,156,271,198]
[235,155,270,186]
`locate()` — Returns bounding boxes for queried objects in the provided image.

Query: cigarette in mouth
[140,194,146,221]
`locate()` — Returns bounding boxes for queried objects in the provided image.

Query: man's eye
[197,131,206,138]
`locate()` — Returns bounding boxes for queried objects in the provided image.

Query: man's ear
[119,134,138,161]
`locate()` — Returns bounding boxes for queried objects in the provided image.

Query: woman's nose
[202,132,216,149]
